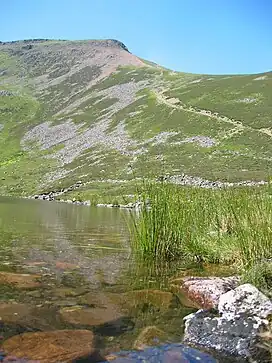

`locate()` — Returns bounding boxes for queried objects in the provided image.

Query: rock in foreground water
[104,343,217,363]
[124,290,179,312]
[183,283,272,361]
[133,326,168,350]
[59,304,124,327]
[2,330,95,363]
[218,283,272,318]
[0,272,41,289]
[179,276,240,309]
[0,303,32,324]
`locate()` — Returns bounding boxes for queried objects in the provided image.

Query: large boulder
[2,330,95,363]
[183,284,272,361]
[184,310,268,359]
[178,276,240,308]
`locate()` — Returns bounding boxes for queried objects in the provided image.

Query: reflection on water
[0,197,130,285]
[0,197,196,358]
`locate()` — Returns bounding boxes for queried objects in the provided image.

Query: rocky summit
[0,39,271,199]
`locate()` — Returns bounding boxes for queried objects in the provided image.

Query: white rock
[219,283,272,319]
[183,283,272,360]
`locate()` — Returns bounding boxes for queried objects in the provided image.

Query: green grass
[0,40,271,198]
[164,72,272,128]
[131,182,272,294]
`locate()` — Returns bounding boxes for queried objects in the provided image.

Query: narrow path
[154,91,272,140]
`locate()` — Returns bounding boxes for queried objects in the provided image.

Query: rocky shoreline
[0,271,271,362]
[28,173,268,209]
[31,193,143,210]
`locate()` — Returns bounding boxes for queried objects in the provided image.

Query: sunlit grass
[130,182,272,292]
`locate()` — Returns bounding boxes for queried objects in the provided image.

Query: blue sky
[1,0,271,74]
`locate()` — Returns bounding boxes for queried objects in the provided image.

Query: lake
[0,197,199,359]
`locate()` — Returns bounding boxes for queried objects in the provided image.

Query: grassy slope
[0,40,271,200]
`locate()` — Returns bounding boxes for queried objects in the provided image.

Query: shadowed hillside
[0,39,271,199]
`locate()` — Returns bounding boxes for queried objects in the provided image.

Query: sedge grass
[130,181,272,292]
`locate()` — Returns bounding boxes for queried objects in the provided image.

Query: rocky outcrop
[183,284,272,361]
[2,330,95,363]
[179,276,240,308]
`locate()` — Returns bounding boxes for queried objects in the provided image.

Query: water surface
[0,197,197,358]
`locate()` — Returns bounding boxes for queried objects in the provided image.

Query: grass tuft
[131,182,272,291]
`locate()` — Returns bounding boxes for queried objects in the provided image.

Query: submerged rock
[104,343,217,362]
[0,303,32,324]
[0,302,32,323]
[55,261,79,270]
[52,287,88,298]
[0,272,41,289]
[78,291,124,308]
[79,289,178,313]
[183,283,272,361]
[2,330,95,363]
[179,276,240,308]
[124,289,179,312]
[59,304,124,327]
[133,326,168,350]
[0,303,56,331]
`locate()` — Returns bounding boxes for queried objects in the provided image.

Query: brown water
[0,197,197,357]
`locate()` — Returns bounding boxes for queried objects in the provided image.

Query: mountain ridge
[0,39,271,200]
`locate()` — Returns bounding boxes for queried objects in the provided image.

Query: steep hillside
[0,39,271,199]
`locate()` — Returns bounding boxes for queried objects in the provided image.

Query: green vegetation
[131,182,272,294]
[0,40,271,198]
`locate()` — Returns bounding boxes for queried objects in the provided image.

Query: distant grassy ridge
[131,182,272,294]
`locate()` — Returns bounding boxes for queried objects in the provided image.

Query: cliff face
[0,39,271,197]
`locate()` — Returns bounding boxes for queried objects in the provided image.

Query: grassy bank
[131,182,272,294]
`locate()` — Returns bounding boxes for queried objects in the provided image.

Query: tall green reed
[130,182,272,278]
